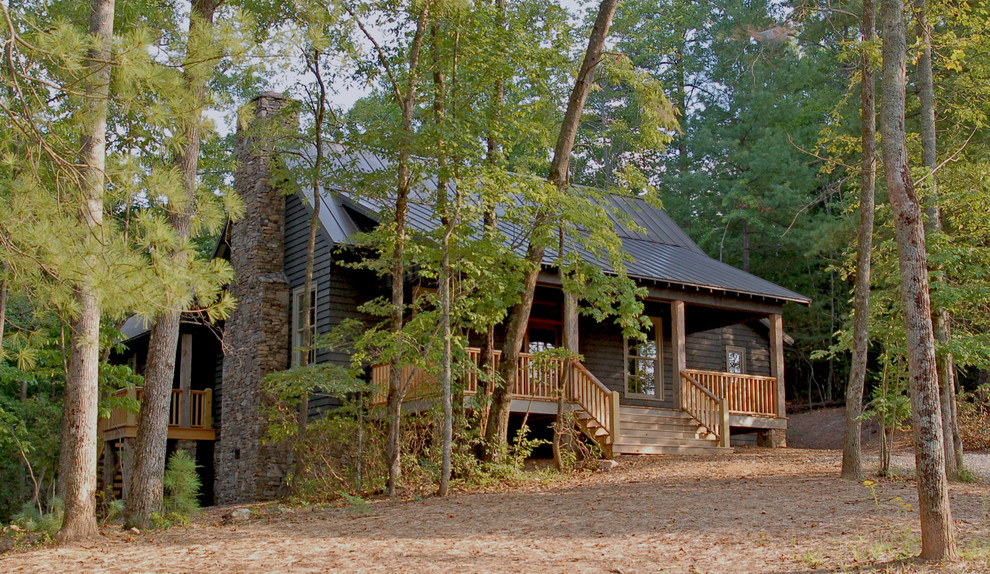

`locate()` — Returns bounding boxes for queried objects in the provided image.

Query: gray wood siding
[284,192,381,415]
[578,316,675,409]
[685,321,770,376]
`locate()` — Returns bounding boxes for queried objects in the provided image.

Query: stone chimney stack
[217,92,293,503]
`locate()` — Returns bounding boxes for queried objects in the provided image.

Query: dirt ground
[788,407,883,450]
[2,411,988,573]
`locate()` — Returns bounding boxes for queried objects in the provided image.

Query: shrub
[163,450,201,518]
[11,497,63,539]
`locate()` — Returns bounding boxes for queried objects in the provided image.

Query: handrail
[680,371,729,447]
[369,348,617,448]
[570,360,617,445]
[372,347,566,404]
[682,369,778,417]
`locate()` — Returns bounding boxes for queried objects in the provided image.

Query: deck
[371,347,784,453]
[99,387,216,442]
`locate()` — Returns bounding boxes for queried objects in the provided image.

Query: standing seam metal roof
[299,149,810,305]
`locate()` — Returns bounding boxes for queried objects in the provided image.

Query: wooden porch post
[671,300,686,408]
[766,313,788,448]
[769,314,785,418]
[179,333,192,428]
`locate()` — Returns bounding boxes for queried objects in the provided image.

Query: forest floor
[2,411,989,573]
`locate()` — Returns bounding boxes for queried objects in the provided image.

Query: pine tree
[56,0,116,542]
[126,0,225,530]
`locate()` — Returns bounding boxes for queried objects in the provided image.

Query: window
[526,324,559,354]
[292,284,318,366]
[626,318,662,399]
[726,346,746,374]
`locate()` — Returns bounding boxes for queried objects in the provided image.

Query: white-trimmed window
[292,284,318,366]
[726,345,746,374]
[625,317,662,399]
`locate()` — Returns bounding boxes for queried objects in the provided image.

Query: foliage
[163,451,202,519]
[262,362,380,498]
[862,356,911,475]
[957,384,990,452]
[9,497,64,541]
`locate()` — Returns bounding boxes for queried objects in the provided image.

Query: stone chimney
[216,92,293,503]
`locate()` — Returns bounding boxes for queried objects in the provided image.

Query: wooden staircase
[612,406,731,455]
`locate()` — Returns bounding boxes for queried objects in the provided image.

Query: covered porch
[369,292,789,454]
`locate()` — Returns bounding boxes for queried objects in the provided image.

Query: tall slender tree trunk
[841,0,877,482]
[484,0,619,458]
[298,48,329,436]
[431,22,454,496]
[385,4,431,498]
[57,0,114,542]
[477,0,507,438]
[124,0,220,529]
[675,37,687,173]
[878,0,957,560]
[913,0,961,477]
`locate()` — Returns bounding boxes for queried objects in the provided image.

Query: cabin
[100,93,810,505]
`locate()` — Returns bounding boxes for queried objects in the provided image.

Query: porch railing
[370,347,619,446]
[680,371,730,447]
[371,348,568,403]
[101,387,213,434]
[682,369,778,418]
[570,360,620,446]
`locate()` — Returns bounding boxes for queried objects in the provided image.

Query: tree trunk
[484,0,619,458]
[477,0,506,437]
[124,0,220,530]
[386,4,431,498]
[299,47,329,432]
[841,0,876,482]
[912,0,961,478]
[57,0,114,543]
[878,0,957,560]
[431,26,454,496]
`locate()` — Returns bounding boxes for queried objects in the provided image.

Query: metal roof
[298,149,811,305]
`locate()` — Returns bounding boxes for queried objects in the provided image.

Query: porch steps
[612,406,730,455]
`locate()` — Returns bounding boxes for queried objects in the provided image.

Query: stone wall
[216,93,293,503]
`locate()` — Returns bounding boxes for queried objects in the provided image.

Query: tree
[126,0,224,530]
[338,0,434,497]
[841,0,877,482]
[912,0,961,478]
[877,0,956,560]
[485,0,620,455]
[429,19,455,497]
[55,0,115,542]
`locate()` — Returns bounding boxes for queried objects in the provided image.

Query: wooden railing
[370,348,619,446]
[682,369,778,417]
[680,371,729,447]
[570,360,620,445]
[101,387,213,433]
[371,348,566,403]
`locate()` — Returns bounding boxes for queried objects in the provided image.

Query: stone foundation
[757,428,787,448]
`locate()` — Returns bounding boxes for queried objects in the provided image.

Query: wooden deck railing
[570,361,620,445]
[101,387,213,435]
[371,348,567,403]
[680,371,729,447]
[682,369,778,417]
[370,348,619,446]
